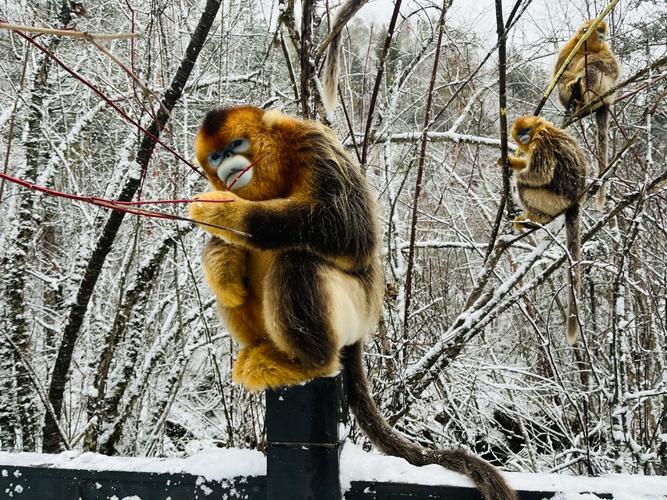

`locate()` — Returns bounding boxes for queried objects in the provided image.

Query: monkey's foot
[512,215,528,233]
[232,344,330,392]
[215,281,248,308]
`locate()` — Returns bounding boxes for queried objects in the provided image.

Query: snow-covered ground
[1,444,665,499]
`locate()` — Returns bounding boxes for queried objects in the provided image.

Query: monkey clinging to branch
[554,19,620,210]
[190,106,517,500]
[504,116,587,344]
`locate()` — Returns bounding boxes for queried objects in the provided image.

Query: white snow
[1,444,666,499]
[0,448,265,482]
[340,444,667,499]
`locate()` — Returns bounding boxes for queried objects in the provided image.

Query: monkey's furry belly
[225,249,373,349]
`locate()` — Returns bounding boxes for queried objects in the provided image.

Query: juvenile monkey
[190,106,517,500]
[555,19,620,209]
[506,116,587,344]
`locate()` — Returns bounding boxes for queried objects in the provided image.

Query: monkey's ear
[262,109,285,130]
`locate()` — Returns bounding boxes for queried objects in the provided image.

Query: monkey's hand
[203,237,248,308]
[189,190,249,245]
[506,155,527,171]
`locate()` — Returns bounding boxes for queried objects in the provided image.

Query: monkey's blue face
[596,27,605,42]
[517,128,531,145]
[207,138,253,190]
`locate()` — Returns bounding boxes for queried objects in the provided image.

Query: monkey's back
[519,127,586,203]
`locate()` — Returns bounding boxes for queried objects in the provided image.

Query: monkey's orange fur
[190,106,382,390]
[190,105,517,500]
[506,116,586,344]
[555,19,620,210]
[555,20,620,111]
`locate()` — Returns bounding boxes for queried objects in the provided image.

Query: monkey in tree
[555,19,620,210]
[504,116,587,344]
[190,106,517,500]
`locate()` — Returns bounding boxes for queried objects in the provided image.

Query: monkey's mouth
[225,169,245,185]
[217,155,253,190]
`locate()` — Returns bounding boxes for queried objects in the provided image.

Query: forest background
[0,0,665,478]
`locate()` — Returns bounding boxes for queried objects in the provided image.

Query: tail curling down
[321,0,367,115]
[343,343,518,500]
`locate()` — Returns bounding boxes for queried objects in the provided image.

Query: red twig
[226,153,267,190]
[4,23,204,179]
[0,171,249,236]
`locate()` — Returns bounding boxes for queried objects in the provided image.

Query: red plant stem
[226,153,266,190]
[110,198,233,205]
[0,171,245,236]
[0,153,264,217]
[4,24,204,179]
[0,171,229,206]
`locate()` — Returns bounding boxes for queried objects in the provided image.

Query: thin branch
[402,0,450,334]
[1,332,71,450]
[0,21,140,40]
[360,0,404,166]
[484,0,512,264]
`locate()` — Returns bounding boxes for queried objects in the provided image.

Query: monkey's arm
[516,142,557,187]
[505,155,528,171]
[190,190,374,266]
[203,237,248,308]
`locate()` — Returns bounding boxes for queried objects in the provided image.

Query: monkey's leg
[222,303,266,348]
[234,251,342,391]
[232,342,331,391]
[203,237,248,308]
[520,188,572,218]
[513,207,553,232]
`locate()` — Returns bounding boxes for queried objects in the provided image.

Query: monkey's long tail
[322,0,367,115]
[594,106,610,211]
[565,203,582,344]
[343,342,518,500]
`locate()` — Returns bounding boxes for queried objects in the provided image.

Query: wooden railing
[0,375,613,499]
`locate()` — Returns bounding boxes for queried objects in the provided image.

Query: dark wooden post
[266,374,348,500]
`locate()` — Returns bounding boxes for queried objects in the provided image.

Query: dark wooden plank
[266,374,348,500]
[0,465,266,499]
[266,374,348,445]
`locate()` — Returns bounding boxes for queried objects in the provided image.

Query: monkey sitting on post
[555,19,620,210]
[503,116,587,344]
[190,105,517,500]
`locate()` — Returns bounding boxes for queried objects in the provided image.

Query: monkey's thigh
[262,251,340,368]
[232,252,348,390]
[220,299,266,348]
[520,187,571,220]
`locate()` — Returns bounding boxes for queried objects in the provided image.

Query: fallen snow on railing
[340,444,667,499]
[0,447,265,482]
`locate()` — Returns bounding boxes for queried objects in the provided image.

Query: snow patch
[0,448,266,482]
[340,443,667,499]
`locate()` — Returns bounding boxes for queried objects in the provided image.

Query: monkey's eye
[519,128,530,136]
[229,138,249,153]
[208,151,224,168]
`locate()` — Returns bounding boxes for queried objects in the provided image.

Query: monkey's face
[195,106,288,200]
[579,20,607,48]
[511,116,546,149]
